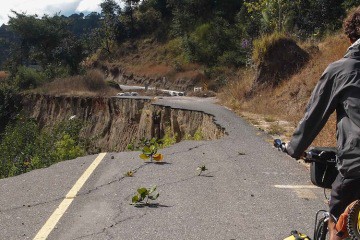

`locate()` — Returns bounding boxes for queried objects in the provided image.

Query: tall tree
[122,0,141,37]
[7,11,87,76]
[100,0,122,53]
[8,12,70,70]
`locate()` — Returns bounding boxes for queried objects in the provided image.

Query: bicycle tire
[315,217,329,240]
[348,200,360,240]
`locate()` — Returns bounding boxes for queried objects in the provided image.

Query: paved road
[0,97,328,240]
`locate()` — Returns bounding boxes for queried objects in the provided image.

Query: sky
[0,0,105,26]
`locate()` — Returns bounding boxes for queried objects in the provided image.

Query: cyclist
[283,7,360,240]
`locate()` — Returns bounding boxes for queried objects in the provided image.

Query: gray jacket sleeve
[286,67,338,159]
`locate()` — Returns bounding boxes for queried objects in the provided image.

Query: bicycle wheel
[348,200,360,240]
[315,217,329,240]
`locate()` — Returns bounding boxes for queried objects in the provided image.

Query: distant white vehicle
[117,92,132,96]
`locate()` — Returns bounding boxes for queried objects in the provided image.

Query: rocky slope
[21,94,224,153]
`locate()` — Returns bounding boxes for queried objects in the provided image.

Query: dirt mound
[253,37,309,88]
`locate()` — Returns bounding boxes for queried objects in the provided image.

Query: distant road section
[119,84,185,96]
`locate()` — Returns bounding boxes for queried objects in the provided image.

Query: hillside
[218,33,350,147]
[91,32,349,148]
[0,1,358,179]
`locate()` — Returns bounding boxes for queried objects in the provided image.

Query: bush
[185,17,250,67]
[0,117,39,177]
[160,126,177,148]
[14,66,47,90]
[52,134,85,161]
[252,32,309,86]
[84,69,107,91]
[0,117,86,179]
[106,80,121,90]
[0,83,21,133]
[252,32,287,66]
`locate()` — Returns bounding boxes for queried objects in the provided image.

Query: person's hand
[273,139,288,153]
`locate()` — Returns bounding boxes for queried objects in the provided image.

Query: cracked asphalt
[0,97,329,240]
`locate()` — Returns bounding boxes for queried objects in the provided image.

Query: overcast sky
[0,0,106,26]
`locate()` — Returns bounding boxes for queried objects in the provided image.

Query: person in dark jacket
[285,7,360,240]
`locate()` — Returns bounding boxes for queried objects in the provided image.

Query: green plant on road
[139,138,164,162]
[197,164,208,176]
[124,170,134,177]
[131,185,159,206]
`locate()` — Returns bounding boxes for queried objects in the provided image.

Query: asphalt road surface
[0,97,329,240]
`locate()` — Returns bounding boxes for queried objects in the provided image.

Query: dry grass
[219,33,349,147]
[217,68,254,111]
[0,71,8,80]
[35,69,118,97]
[129,64,173,77]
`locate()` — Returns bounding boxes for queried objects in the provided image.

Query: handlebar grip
[274,139,287,153]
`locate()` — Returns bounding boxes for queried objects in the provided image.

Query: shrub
[0,117,86,179]
[0,82,21,133]
[160,126,177,148]
[0,117,39,177]
[14,66,47,90]
[252,32,287,66]
[84,69,107,91]
[164,37,189,65]
[252,32,309,86]
[53,118,84,143]
[52,134,85,161]
[106,80,121,90]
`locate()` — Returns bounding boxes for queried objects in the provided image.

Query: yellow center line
[33,152,107,240]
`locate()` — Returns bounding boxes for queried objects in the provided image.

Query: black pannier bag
[309,147,338,189]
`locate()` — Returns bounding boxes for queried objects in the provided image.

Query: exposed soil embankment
[21,94,224,153]
[93,62,205,92]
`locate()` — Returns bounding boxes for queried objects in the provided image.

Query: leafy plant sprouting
[139,138,164,162]
[197,165,208,176]
[131,185,159,206]
[124,170,134,177]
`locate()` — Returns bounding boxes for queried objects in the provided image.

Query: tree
[100,0,122,52]
[8,12,70,71]
[122,0,141,37]
[342,0,360,10]
[244,0,298,33]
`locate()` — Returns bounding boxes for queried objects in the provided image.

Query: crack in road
[168,143,209,156]
[0,196,64,213]
[71,213,147,240]
[0,163,151,214]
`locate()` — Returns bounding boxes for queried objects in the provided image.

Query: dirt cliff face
[21,94,224,153]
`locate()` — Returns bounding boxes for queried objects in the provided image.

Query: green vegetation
[0,0,358,178]
[252,32,287,66]
[197,165,208,176]
[1,0,355,72]
[139,138,164,162]
[131,185,159,206]
[160,126,177,148]
[124,170,134,177]
[0,117,86,179]
[184,129,204,141]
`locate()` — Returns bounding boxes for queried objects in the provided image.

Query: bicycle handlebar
[274,139,287,153]
[273,139,337,163]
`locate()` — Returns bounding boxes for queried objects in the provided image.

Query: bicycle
[274,139,360,240]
